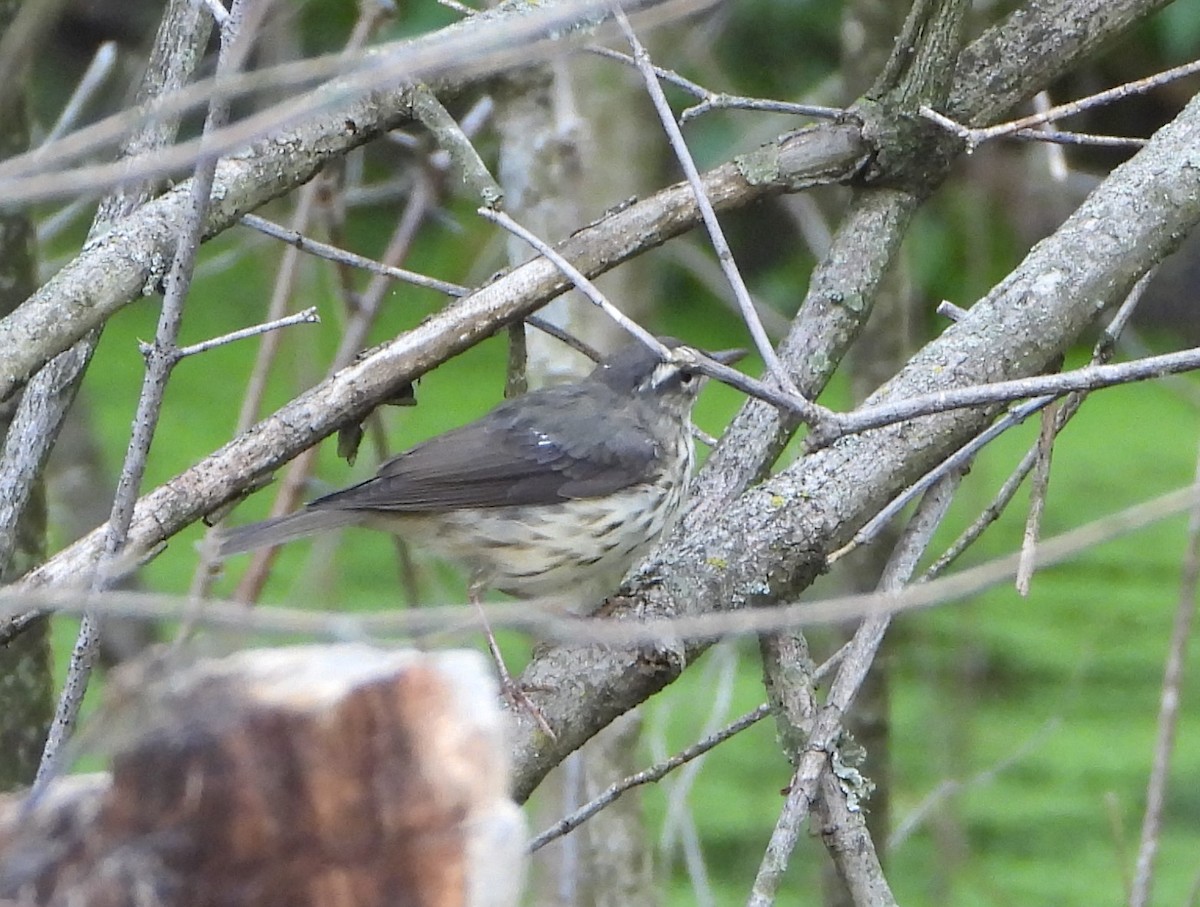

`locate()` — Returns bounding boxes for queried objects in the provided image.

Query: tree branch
[508,85,1200,801]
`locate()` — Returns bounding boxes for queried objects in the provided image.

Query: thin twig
[39,42,119,150]
[0,0,73,114]
[525,315,601,363]
[924,270,1155,579]
[505,322,528,398]
[672,346,830,426]
[614,9,800,397]
[681,94,842,124]
[749,473,961,906]
[37,196,96,245]
[1033,91,1068,183]
[1016,399,1058,595]
[0,0,215,586]
[813,343,1200,445]
[888,714,1063,850]
[216,0,417,609]
[936,300,968,321]
[587,44,715,98]
[659,644,738,872]
[411,83,502,207]
[477,206,668,358]
[531,703,771,853]
[587,45,841,124]
[481,208,829,427]
[924,443,1039,580]
[173,307,320,359]
[234,172,440,604]
[828,393,1055,564]
[36,0,253,786]
[242,213,468,296]
[0,0,681,204]
[1009,127,1146,149]
[921,57,1200,151]
[1128,444,1200,907]
[1105,792,1134,901]
[200,0,230,26]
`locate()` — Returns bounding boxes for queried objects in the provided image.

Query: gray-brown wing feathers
[312,383,660,512]
[218,382,663,558]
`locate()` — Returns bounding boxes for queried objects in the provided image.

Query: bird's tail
[215,508,363,557]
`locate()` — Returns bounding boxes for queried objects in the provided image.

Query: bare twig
[411,83,502,207]
[242,214,469,296]
[478,206,668,358]
[614,9,800,397]
[924,443,1039,580]
[1010,127,1146,149]
[586,45,842,124]
[814,343,1200,445]
[203,0,414,608]
[936,300,968,321]
[37,196,94,245]
[235,174,440,604]
[39,42,120,150]
[827,393,1056,564]
[888,714,1063,851]
[1033,91,1068,182]
[36,0,255,785]
[0,0,688,203]
[921,57,1200,151]
[525,316,601,363]
[681,94,842,125]
[750,474,960,906]
[530,703,769,853]
[173,307,320,359]
[671,346,830,426]
[0,0,214,780]
[1105,792,1134,901]
[0,0,215,583]
[0,0,74,114]
[480,208,831,428]
[1128,444,1200,907]
[658,643,738,884]
[925,270,1154,579]
[201,0,230,26]
[1016,399,1058,595]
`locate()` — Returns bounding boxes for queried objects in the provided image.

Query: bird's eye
[679,370,696,385]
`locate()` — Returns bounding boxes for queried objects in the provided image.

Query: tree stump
[0,645,525,907]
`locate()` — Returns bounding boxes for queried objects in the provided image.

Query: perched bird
[218,337,743,610]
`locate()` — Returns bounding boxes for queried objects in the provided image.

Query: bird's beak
[707,347,748,367]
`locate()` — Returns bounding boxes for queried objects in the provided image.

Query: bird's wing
[310,384,662,512]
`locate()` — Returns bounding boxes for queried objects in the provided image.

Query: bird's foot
[469,586,557,740]
[495,668,556,741]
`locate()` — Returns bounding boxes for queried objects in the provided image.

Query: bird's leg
[468,579,556,740]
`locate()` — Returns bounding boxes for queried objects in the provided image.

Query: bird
[218,337,743,607]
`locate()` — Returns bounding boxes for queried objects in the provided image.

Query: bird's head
[589,337,746,416]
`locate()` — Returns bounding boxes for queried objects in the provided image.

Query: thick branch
[685,0,1166,525]
[509,86,1200,800]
